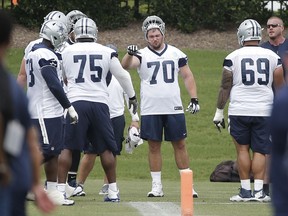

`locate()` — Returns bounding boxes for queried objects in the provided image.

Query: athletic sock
[254,179,263,191]
[263,183,270,195]
[67,171,77,183]
[151,171,161,184]
[109,182,118,192]
[46,181,57,191]
[240,179,251,190]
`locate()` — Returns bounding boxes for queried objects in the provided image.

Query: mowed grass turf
[27,180,272,216]
[5,49,273,215]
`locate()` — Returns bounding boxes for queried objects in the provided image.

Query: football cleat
[230,187,252,202]
[72,184,86,197]
[147,182,164,197]
[193,188,199,198]
[104,188,120,202]
[46,189,75,206]
[99,184,109,195]
[251,189,271,202]
[65,183,75,198]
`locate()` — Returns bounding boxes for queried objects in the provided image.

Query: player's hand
[127,45,139,56]
[129,95,138,115]
[67,106,78,124]
[186,98,200,114]
[213,108,225,132]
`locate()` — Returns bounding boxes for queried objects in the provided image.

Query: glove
[186,98,200,114]
[129,95,138,115]
[127,45,139,56]
[213,108,225,132]
[67,106,78,124]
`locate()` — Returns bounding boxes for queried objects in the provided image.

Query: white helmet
[44,11,68,27]
[142,15,165,40]
[66,10,87,33]
[39,20,68,49]
[74,17,98,42]
[237,19,262,46]
[127,126,143,148]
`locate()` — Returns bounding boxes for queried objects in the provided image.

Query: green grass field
[27,180,272,216]
[5,48,273,215]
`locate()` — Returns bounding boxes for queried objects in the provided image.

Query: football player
[213,19,285,202]
[71,44,142,197]
[62,10,88,187]
[59,17,138,202]
[25,19,78,206]
[121,15,200,198]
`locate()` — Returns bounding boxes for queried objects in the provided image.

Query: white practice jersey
[137,44,186,115]
[24,38,42,60]
[57,39,74,93]
[61,42,135,104]
[25,44,63,119]
[107,76,125,119]
[224,46,282,116]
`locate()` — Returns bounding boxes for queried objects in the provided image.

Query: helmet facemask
[39,20,68,50]
[66,10,87,33]
[74,18,98,42]
[44,11,68,28]
[142,15,165,41]
[237,19,262,46]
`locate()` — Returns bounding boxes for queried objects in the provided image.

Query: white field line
[128,202,181,216]
[194,202,269,205]
[128,201,268,216]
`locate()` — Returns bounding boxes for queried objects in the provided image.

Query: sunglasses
[267,24,282,28]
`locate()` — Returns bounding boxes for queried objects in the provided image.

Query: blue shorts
[32,117,63,156]
[140,114,187,142]
[64,101,118,155]
[84,115,125,155]
[229,115,271,154]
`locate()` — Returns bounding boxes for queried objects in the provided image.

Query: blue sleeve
[39,59,71,109]
[111,52,118,59]
[223,59,233,67]
[179,56,188,68]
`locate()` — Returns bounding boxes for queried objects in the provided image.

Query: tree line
[10,0,288,32]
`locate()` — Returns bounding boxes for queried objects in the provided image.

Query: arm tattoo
[216,69,232,109]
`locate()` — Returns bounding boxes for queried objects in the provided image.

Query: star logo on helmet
[59,25,64,33]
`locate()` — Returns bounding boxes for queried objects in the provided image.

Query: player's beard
[149,38,164,50]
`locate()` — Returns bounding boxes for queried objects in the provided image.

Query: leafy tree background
[9,0,288,32]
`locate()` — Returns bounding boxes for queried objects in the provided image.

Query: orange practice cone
[180,169,193,216]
